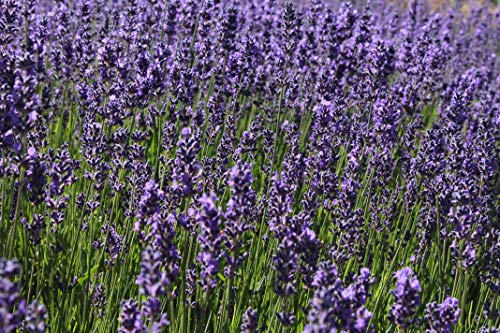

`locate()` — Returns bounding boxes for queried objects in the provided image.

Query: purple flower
[274,237,299,297]
[136,245,168,298]
[119,300,147,333]
[388,267,421,329]
[196,192,224,290]
[0,0,499,331]
[276,310,296,327]
[172,127,202,198]
[424,297,461,333]
[304,263,374,333]
[224,162,256,276]
[118,297,168,333]
[137,180,164,221]
[150,213,180,285]
[267,173,294,239]
[240,307,258,333]
[25,147,47,205]
[21,214,45,246]
[134,180,165,242]
[22,302,47,333]
[90,283,106,318]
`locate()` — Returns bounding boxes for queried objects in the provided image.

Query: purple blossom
[172,127,202,198]
[196,192,224,290]
[304,262,374,333]
[134,180,165,241]
[224,162,256,276]
[137,181,164,221]
[240,307,258,333]
[21,214,45,246]
[136,245,168,298]
[267,172,294,239]
[90,283,106,318]
[21,302,47,333]
[388,267,421,329]
[119,300,147,333]
[150,213,180,286]
[23,147,46,205]
[424,297,461,333]
[274,237,299,297]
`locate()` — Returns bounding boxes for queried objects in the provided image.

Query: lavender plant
[0,0,498,332]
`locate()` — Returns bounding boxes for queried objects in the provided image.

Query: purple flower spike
[388,267,421,329]
[304,263,374,333]
[136,245,168,298]
[224,161,256,277]
[172,127,201,198]
[240,307,258,333]
[196,192,224,290]
[425,297,461,333]
[22,302,47,333]
[119,300,147,333]
[135,180,165,241]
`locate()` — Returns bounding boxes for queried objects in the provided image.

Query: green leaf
[217,273,227,282]
[77,265,100,285]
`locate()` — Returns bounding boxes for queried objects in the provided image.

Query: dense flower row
[0,0,498,332]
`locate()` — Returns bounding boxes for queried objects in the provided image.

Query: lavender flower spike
[425,297,461,333]
[196,192,224,290]
[388,267,421,329]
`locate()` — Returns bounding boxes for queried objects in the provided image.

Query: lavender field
[0,0,499,332]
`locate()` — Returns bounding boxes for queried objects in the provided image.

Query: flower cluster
[388,267,421,329]
[196,192,225,290]
[304,262,374,333]
[424,297,461,333]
